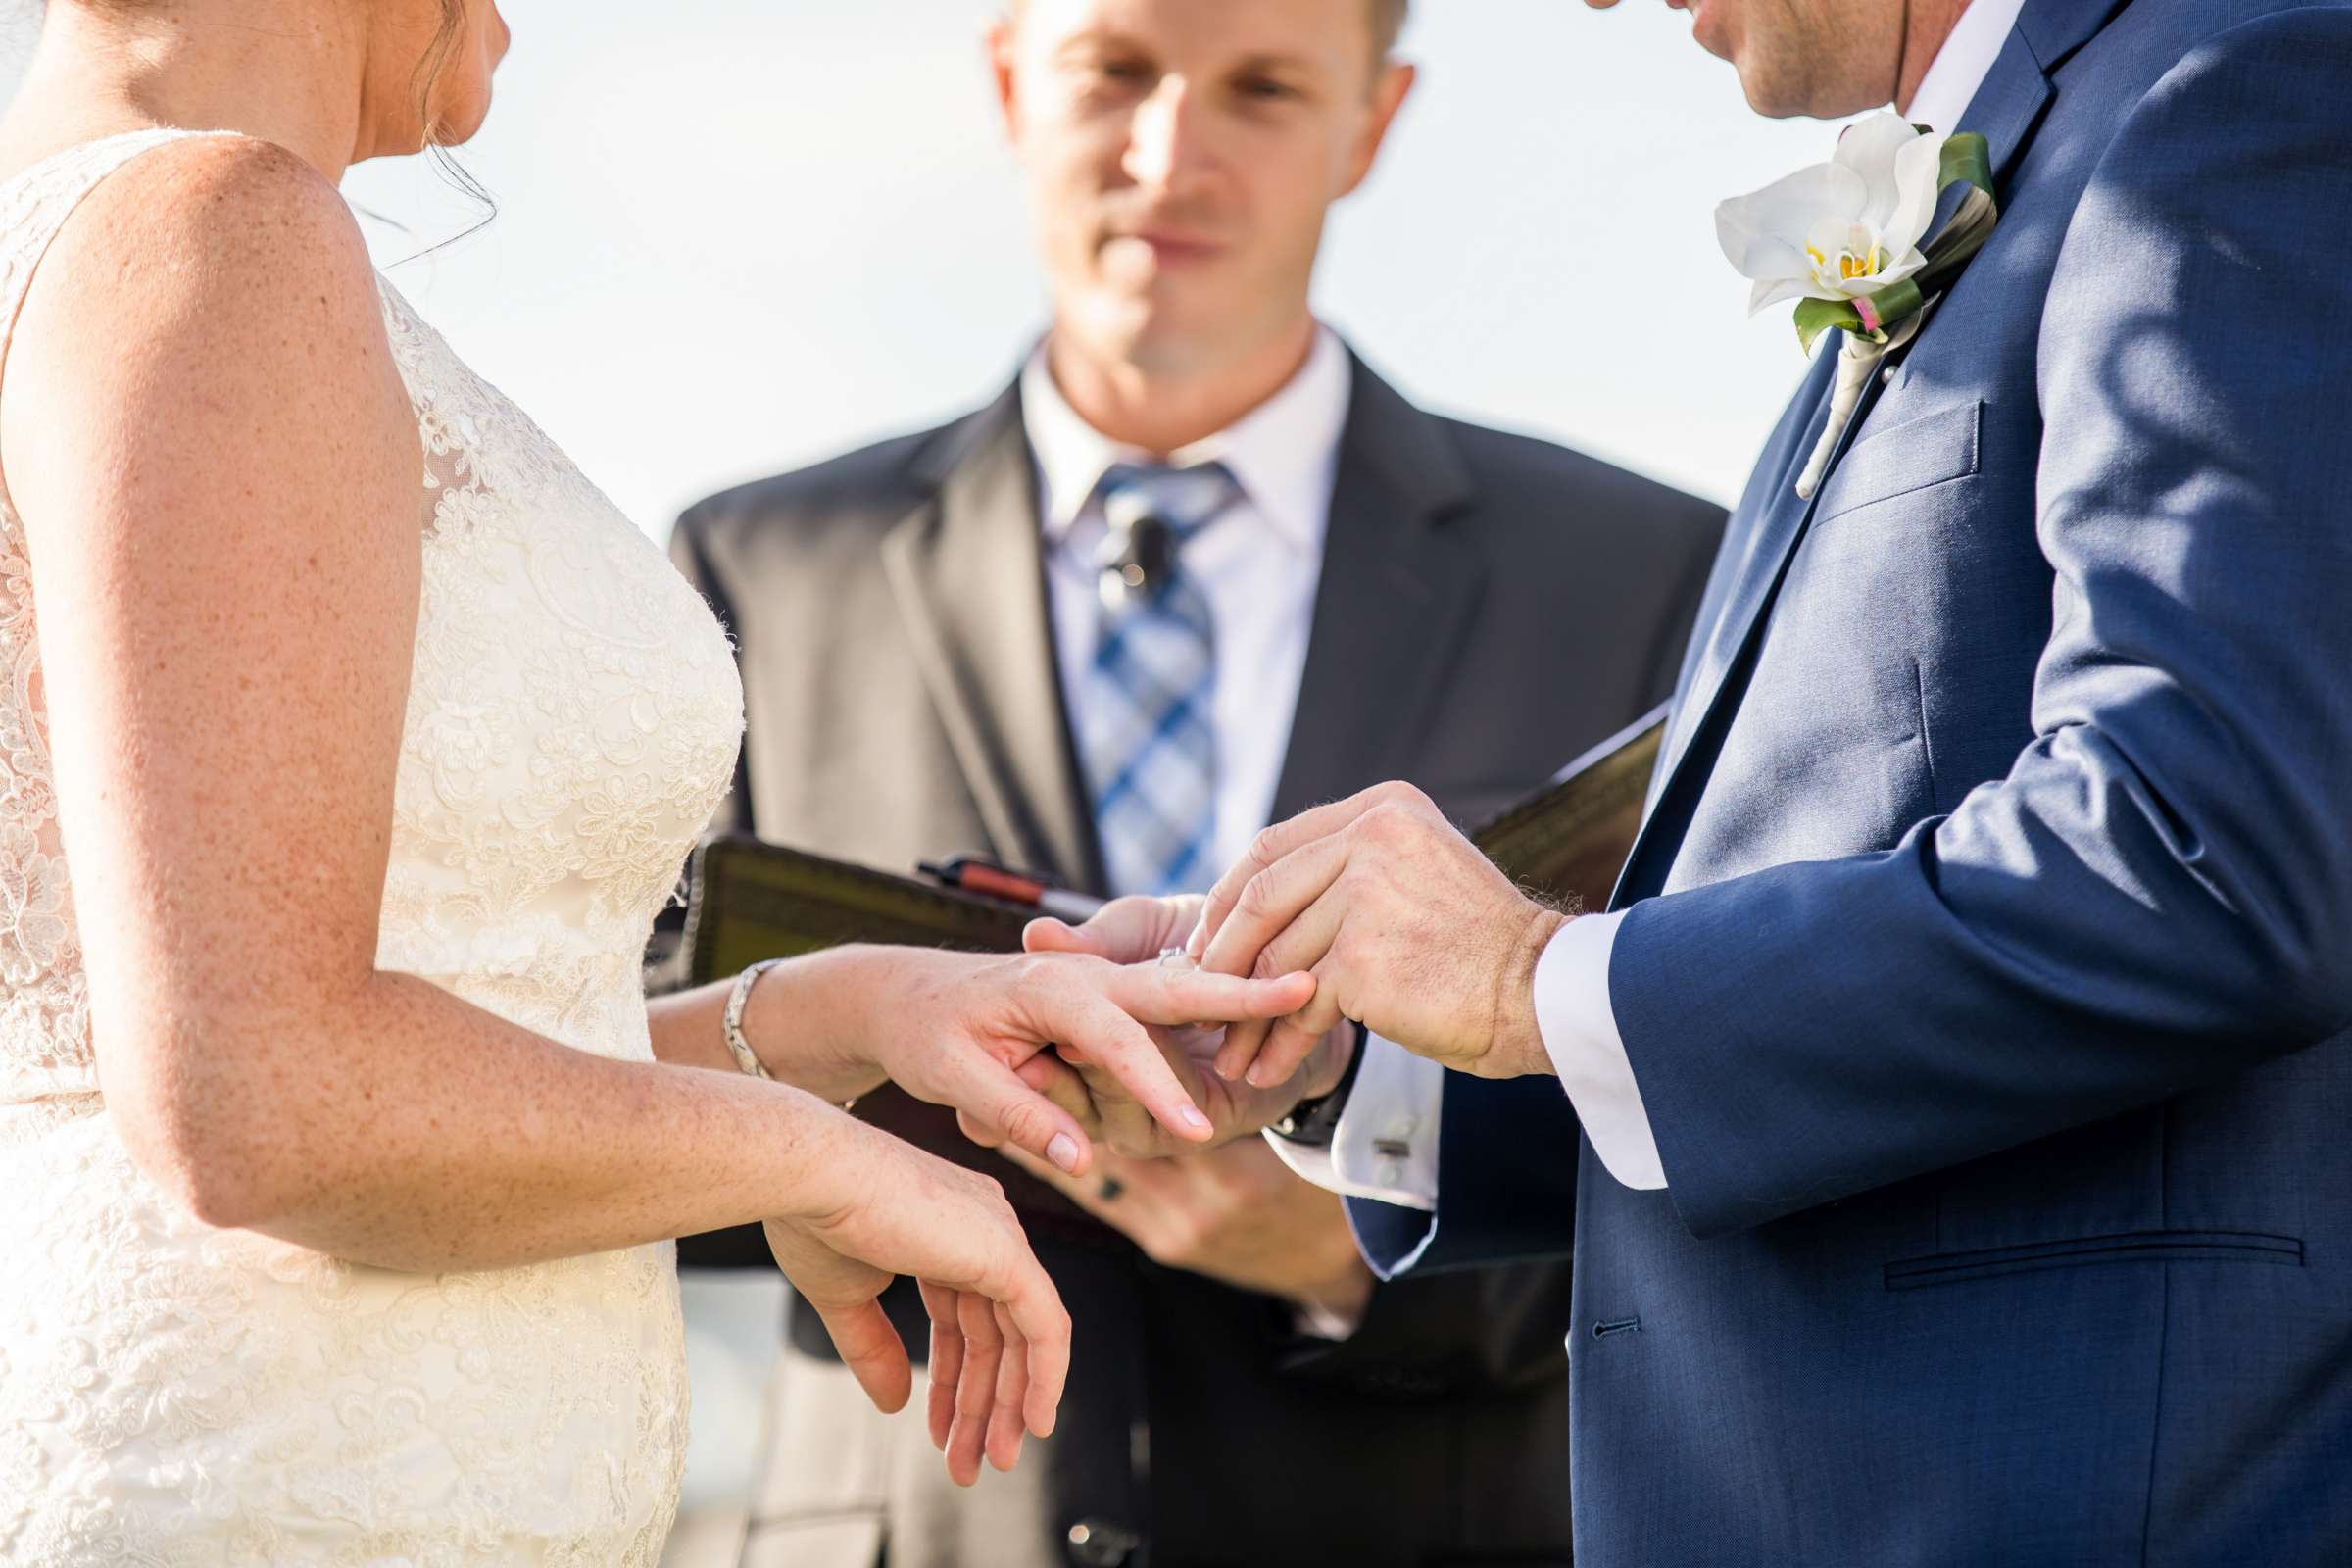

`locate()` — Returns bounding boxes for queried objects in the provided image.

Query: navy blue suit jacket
[1355,2,2352,1562]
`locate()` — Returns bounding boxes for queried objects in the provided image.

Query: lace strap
[0,128,249,525]
[0,129,240,420]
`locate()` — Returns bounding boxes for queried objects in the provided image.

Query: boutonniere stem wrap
[1717,114,2000,498]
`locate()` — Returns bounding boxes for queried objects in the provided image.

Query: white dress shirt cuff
[1535,910,1667,1190]
[1266,1034,1442,1211]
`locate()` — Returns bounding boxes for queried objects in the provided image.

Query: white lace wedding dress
[0,129,746,1564]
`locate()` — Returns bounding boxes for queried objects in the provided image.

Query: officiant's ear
[986,14,1020,141]
[1338,58,1416,199]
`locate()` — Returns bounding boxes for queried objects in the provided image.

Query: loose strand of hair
[392,0,496,265]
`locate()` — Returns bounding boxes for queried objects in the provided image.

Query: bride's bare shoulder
[5,129,413,524]
[13,131,389,396]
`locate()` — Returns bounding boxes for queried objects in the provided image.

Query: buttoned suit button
[1066,1518,1144,1566]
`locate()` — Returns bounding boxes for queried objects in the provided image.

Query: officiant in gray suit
[666,1,1722,1563]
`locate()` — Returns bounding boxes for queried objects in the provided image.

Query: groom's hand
[1189,782,1567,1089]
[1012,896,1354,1153]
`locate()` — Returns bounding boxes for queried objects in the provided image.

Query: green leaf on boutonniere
[1938,132,1994,198]
[1854,275,1924,336]
[1794,296,1864,356]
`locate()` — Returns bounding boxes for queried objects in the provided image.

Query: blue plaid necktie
[1077,462,1239,898]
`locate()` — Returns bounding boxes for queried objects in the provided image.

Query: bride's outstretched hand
[761,1111,1068,1486]
[781,946,1315,1177]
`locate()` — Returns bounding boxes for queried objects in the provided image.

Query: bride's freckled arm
[4,132,886,1275]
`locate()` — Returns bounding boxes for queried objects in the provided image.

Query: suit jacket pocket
[1885,1229,2303,1291]
[1813,398,1984,528]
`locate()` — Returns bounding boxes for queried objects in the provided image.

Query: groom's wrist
[1477,906,1570,1081]
[1269,1024,1363,1148]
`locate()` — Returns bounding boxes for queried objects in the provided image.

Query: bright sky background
[6,0,1842,538]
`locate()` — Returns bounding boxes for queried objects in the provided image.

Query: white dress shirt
[1286,7,2025,1208]
[1022,329,1351,893]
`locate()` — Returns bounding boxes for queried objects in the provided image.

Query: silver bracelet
[722,958,785,1081]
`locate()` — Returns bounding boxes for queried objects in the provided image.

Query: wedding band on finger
[1156,946,1216,1031]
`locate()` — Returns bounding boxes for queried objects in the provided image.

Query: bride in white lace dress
[0,2,1314,1561]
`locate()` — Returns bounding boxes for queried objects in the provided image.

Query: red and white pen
[919,856,1107,924]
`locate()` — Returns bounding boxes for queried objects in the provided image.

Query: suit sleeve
[1601,11,2352,1239]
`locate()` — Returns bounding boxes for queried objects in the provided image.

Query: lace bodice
[0,131,743,1104]
[0,130,744,1563]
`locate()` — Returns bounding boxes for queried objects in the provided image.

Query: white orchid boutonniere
[1718,113,2000,497]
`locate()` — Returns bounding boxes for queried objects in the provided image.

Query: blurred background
[1,0,1829,1558]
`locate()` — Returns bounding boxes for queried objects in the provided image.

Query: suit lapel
[880,384,1105,892]
[1271,358,1481,819]
[1617,0,2125,903]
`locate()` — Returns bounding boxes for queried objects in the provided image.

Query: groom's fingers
[1197,828,1355,988]
[1203,879,1354,1086]
[1188,787,1403,958]
[1225,888,1351,1086]
[1211,1016,1275,1084]
[1248,993,1348,1092]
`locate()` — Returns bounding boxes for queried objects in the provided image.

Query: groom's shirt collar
[1906,0,2031,133]
[1019,324,1350,560]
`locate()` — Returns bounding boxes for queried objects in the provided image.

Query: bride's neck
[3,0,372,182]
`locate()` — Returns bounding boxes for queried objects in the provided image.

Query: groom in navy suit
[1049,0,2352,1561]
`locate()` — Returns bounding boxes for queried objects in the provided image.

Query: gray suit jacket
[668,352,1724,1568]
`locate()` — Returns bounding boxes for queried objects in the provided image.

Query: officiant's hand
[1187,783,1567,1089]
[1011,896,1355,1155]
[999,1138,1375,1334]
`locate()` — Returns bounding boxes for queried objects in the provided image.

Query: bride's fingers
[815,1298,913,1418]
[947,1290,1004,1487]
[1108,963,1317,1028]
[1035,988,1213,1144]
[935,1053,1097,1176]
[996,1255,1070,1439]
[986,1300,1028,1473]
[919,1280,962,1452]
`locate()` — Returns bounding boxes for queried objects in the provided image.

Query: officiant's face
[1621,0,1912,120]
[993,0,1413,377]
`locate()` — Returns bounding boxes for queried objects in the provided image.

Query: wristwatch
[1267,1023,1368,1150]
